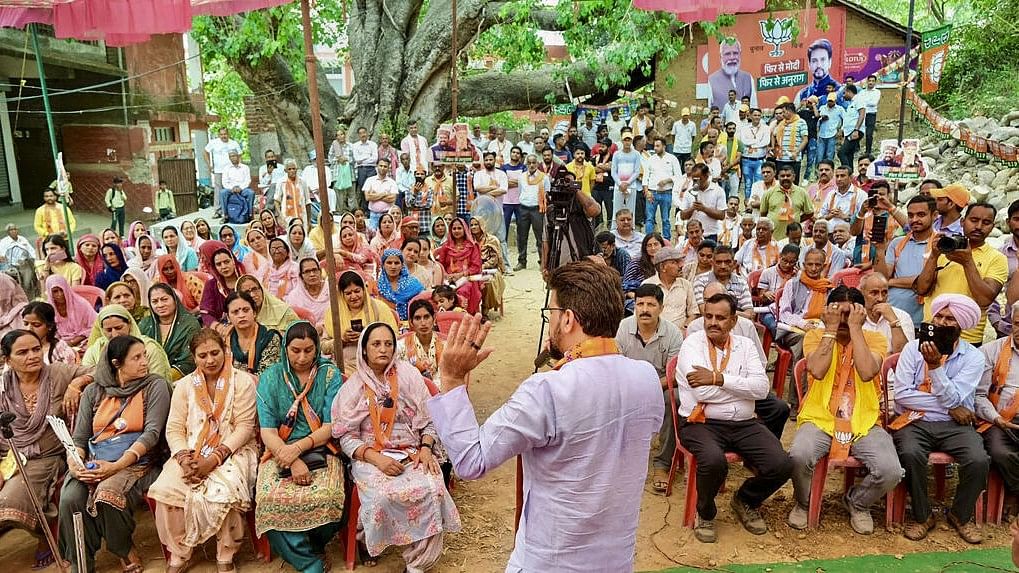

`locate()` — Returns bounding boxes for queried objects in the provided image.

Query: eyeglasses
[540,306,566,322]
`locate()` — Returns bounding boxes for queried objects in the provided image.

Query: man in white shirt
[856,75,882,156]
[737,109,771,203]
[678,163,727,242]
[515,154,548,270]
[642,137,682,241]
[816,165,866,224]
[257,149,285,198]
[606,107,627,144]
[671,108,698,165]
[676,291,793,543]
[220,151,254,224]
[204,127,242,212]
[736,217,780,275]
[802,219,848,278]
[486,128,513,166]
[351,126,379,205]
[577,114,599,150]
[362,157,399,229]
[473,151,509,208]
[859,271,913,354]
[721,89,742,126]
[400,119,431,174]
[516,131,535,156]
[469,124,487,150]
[748,161,779,213]
[0,223,34,266]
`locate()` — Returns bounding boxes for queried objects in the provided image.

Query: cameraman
[541,164,601,272]
[915,201,1007,346]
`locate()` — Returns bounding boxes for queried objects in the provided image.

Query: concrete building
[0,27,214,220]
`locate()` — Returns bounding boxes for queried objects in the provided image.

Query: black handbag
[278,446,329,478]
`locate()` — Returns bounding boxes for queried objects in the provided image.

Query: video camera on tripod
[546,164,582,222]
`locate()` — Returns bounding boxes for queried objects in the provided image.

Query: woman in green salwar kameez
[255,321,345,573]
[138,283,202,381]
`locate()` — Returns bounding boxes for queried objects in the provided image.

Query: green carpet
[649,548,1014,573]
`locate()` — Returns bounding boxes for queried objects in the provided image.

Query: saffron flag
[920,25,951,94]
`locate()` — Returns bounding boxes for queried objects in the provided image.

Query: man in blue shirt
[892,294,989,544]
[815,93,844,164]
[874,195,936,325]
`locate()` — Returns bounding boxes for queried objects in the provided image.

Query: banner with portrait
[431,122,479,165]
[695,6,846,110]
[868,138,928,181]
[842,46,912,88]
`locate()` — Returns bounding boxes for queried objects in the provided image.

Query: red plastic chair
[793,358,894,528]
[984,468,1007,525]
[878,353,987,526]
[72,284,104,308]
[435,311,466,335]
[770,286,794,398]
[747,269,764,307]
[831,267,870,289]
[664,356,744,522]
[292,305,315,322]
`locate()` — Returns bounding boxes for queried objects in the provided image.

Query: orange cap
[930,184,971,208]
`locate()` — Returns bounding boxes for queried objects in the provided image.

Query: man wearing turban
[892,293,990,544]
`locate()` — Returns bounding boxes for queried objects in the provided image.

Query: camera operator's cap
[652,246,684,265]
[620,129,634,141]
[681,107,691,116]
[930,183,971,208]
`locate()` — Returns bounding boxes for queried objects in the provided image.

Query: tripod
[0,412,67,573]
[533,202,580,373]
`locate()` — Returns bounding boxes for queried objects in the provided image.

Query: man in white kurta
[427,260,663,573]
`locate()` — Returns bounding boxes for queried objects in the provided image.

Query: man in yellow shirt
[916,201,1008,344]
[565,148,596,196]
[788,285,902,535]
[34,187,76,240]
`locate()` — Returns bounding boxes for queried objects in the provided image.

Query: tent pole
[300,0,344,361]
[897,0,916,142]
[30,24,73,243]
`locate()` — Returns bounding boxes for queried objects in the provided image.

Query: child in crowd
[432,284,464,313]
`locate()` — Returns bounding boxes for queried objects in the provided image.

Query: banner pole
[897,0,917,142]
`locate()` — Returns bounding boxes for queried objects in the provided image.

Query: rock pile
[912,110,1019,223]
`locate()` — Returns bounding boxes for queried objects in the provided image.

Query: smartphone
[350,319,363,332]
[266,159,278,169]
[869,213,889,245]
[918,322,959,356]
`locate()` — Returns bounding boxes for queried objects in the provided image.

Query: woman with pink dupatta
[45,274,96,348]
[241,227,271,286]
[153,254,201,313]
[368,213,402,256]
[336,224,380,277]
[433,218,482,313]
[266,238,299,299]
[198,241,246,327]
[75,234,104,287]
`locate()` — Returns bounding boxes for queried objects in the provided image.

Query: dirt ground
[1,264,1010,573]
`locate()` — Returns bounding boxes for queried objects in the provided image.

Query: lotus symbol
[927,50,945,86]
[760,18,793,57]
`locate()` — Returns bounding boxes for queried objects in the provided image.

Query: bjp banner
[920,25,951,94]
[696,6,846,110]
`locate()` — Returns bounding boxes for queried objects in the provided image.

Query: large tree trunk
[214,0,651,157]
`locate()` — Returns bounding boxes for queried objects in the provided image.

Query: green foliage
[924,0,1019,118]
[203,57,252,157]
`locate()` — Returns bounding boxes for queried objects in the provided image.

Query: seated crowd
[6,114,1019,572]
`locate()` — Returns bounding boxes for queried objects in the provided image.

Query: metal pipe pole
[300,0,344,361]
[30,24,74,244]
[451,0,459,120]
[897,0,916,142]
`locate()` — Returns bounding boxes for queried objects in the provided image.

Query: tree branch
[457,57,654,116]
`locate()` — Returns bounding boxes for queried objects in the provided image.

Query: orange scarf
[808,341,857,460]
[193,365,232,458]
[687,335,732,423]
[889,355,947,430]
[281,179,304,221]
[823,186,856,217]
[402,332,445,378]
[978,341,1017,433]
[778,187,796,222]
[775,118,801,159]
[720,217,736,246]
[800,273,833,320]
[364,368,400,450]
[859,212,899,264]
[752,242,779,272]
[552,337,619,370]
[890,233,936,307]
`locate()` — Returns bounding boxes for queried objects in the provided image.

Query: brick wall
[60,124,157,221]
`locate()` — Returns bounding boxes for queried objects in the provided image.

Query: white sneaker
[787,503,808,530]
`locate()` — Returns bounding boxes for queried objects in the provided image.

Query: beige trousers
[154,502,245,567]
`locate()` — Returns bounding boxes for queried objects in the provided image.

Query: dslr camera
[547,164,581,213]
[937,234,968,252]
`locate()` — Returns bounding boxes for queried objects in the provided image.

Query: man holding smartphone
[892,294,988,543]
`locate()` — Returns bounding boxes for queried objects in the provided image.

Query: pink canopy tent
[0,0,290,45]
[632,0,765,24]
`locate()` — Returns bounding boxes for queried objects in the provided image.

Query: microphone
[0,412,16,427]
